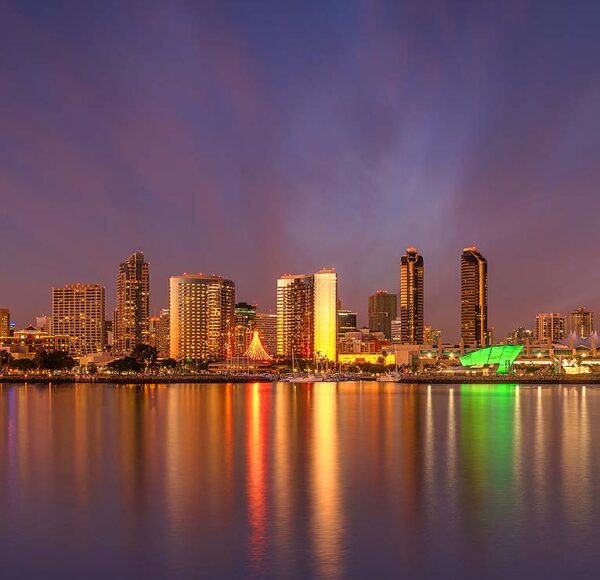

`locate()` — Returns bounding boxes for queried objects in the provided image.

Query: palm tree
[0,350,11,371]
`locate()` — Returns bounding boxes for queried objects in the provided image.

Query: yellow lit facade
[277,269,337,361]
[314,268,337,362]
[338,352,396,365]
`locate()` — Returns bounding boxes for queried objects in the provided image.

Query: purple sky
[1,0,600,340]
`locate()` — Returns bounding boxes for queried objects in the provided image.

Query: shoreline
[1,374,599,385]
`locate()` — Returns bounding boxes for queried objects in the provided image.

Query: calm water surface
[0,382,599,579]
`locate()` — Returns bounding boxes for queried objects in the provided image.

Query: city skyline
[2,1,600,341]
[2,245,599,343]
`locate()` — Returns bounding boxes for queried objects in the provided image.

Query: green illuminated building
[459,345,523,374]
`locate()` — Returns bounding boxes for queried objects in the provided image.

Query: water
[0,382,598,579]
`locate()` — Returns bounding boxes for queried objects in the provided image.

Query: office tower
[535,313,565,343]
[368,291,397,340]
[277,268,338,361]
[569,307,594,338]
[114,252,150,353]
[314,268,338,361]
[424,326,442,345]
[460,247,488,348]
[51,284,105,355]
[169,274,235,361]
[255,312,277,355]
[400,247,424,344]
[0,309,9,337]
[234,302,257,356]
[337,308,358,334]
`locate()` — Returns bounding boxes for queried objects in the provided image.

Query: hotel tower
[399,247,424,344]
[114,252,150,353]
[169,274,235,361]
[460,247,488,347]
[51,284,106,355]
[277,268,338,361]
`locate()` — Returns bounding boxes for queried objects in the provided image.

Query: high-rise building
[169,274,235,361]
[569,307,594,338]
[277,274,314,359]
[277,268,338,361]
[337,308,358,334]
[400,247,424,344]
[51,284,105,355]
[234,302,257,356]
[114,252,150,353]
[534,314,565,343]
[255,312,277,355]
[391,318,402,342]
[460,247,488,348]
[0,309,9,338]
[424,326,442,345]
[156,308,170,358]
[314,268,338,361]
[368,291,397,340]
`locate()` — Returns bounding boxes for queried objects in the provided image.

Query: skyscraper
[169,274,235,361]
[314,268,338,361]
[0,309,9,338]
[569,307,594,338]
[368,291,397,340]
[277,274,314,359]
[400,247,424,344]
[114,252,150,353]
[277,268,338,361]
[51,284,105,355]
[460,247,488,347]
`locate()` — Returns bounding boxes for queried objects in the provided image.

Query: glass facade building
[460,247,488,348]
[114,252,150,354]
[400,247,424,344]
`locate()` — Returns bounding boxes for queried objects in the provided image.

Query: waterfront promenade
[2,372,600,385]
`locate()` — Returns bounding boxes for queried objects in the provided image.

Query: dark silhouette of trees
[130,344,157,370]
[10,358,35,371]
[34,350,76,370]
[0,350,11,370]
[108,357,141,373]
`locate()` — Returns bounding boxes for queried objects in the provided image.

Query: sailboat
[282,348,323,383]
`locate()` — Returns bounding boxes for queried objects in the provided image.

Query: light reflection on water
[0,382,599,579]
